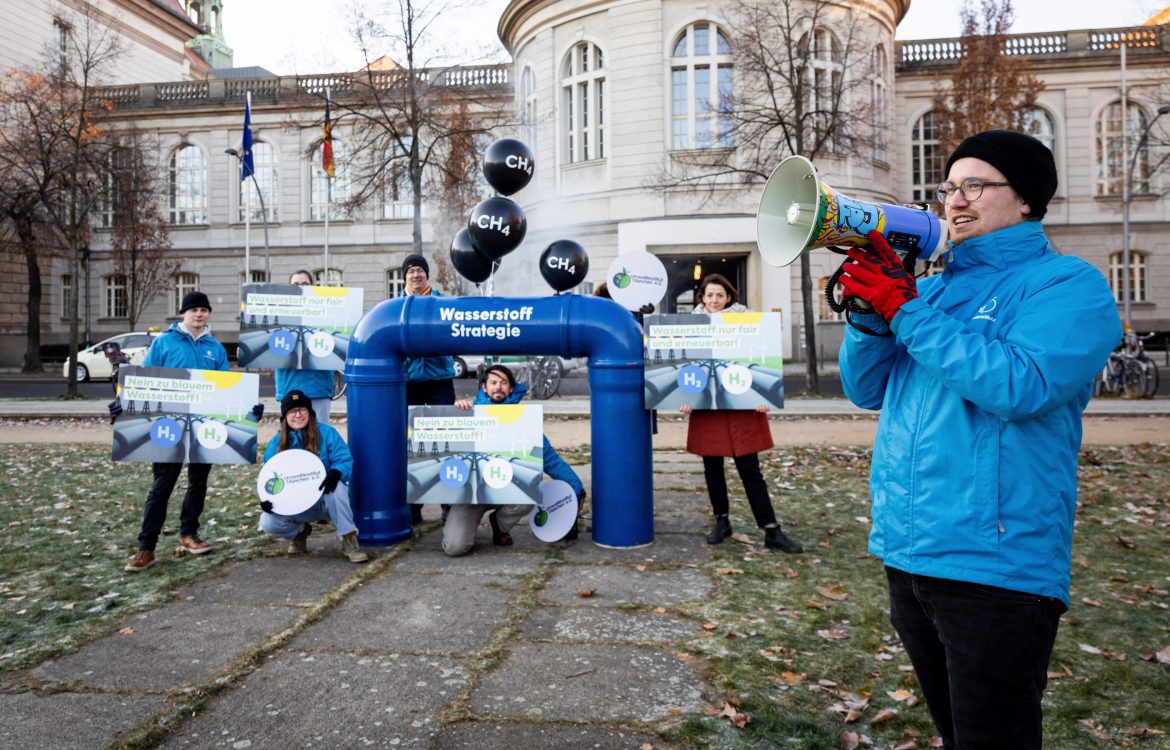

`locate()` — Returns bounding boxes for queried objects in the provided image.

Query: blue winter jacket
[275,368,335,400]
[472,382,585,496]
[143,322,229,371]
[840,221,1120,605]
[401,289,456,382]
[263,421,353,483]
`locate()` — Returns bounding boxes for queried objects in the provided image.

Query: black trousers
[137,462,212,550]
[701,453,777,528]
[406,378,456,406]
[885,567,1065,750]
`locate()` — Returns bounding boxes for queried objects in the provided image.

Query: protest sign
[643,312,784,410]
[112,366,260,464]
[237,283,364,370]
[406,404,543,505]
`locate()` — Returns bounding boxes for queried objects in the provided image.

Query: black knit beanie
[280,389,315,419]
[944,130,1057,219]
[402,254,429,278]
[179,291,212,313]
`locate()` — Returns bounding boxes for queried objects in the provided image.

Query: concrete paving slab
[159,651,467,749]
[0,691,165,749]
[652,510,710,534]
[561,533,709,566]
[413,516,550,554]
[653,473,707,492]
[469,643,704,722]
[289,571,521,653]
[651,490,708,513]
[433,721,671,749]
[543,567,712,608]
[30,602,298,691]
[520,606,702,644]
[178,556,356,606]
[389,549,545,577]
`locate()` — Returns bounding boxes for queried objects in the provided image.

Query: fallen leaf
[1079,719,1111,741]
[816,584,848,601]
[665,708,682,716]
[1080,598,1101,607]
[887,689,916,703]
[652,607,666,614]
[1120,727,1166,737]
[782,567,799,579]
[1115,535,1137,550]
[1078,643,1102,655]
[870,708,898,725]
[118,627,134,636]
[634,564,647,572]
[839,730,860,750]
[730,533,756,545]
[779,671,804,686]
[702,621,719,630]
[1157,646,1170,665]
[715,567,745,576]
[929,737,945,748]
[640,745,655,750]
[577,589,596,598]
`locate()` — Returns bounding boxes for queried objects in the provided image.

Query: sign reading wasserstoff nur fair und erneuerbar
[112,366,260,464]
[237,284,364,370]
[643,312,784,411]
[407,404,543,506]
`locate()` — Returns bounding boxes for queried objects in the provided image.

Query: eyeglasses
[936,177,1012,204]
[286,407,310,418]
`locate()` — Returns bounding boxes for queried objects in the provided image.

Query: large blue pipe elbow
[345,294,653,548]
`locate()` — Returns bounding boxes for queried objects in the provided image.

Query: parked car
[62,331,160,382]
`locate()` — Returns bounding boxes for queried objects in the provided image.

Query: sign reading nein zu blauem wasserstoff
[643,312,785,411]
[112,366,260,464]
[237,283,364,370]
[406,404,543,506]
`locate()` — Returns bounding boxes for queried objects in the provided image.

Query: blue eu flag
[240,96,255,181]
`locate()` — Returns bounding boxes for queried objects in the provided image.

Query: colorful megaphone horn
[756,156,948,267]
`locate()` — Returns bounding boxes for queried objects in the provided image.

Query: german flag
[322,96,335,177]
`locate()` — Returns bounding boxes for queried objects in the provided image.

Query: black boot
[764,525,803,554]
[706,515,732,545]
[410,505,423,525]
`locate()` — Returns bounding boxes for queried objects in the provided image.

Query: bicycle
[1094,331,1159,399]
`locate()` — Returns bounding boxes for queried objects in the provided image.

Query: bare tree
[931,1,1045,158]
[427,103,488,294]
[107,132,176,329]
[321,0,507,259]
[658,0,883,392]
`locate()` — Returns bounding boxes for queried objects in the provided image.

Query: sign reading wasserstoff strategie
[643,312,785,411]
[112,366,260,464]
[407,404,543,506]
[237,284,364,370]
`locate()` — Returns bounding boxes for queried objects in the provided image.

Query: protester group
[108,130,1120,750]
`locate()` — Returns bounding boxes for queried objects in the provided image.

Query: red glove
[840,230,918,322]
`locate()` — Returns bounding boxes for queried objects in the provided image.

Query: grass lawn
[1,442,1167,749]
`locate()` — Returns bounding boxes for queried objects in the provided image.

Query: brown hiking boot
[341,531,368,563]
[178,535,212,555]
[288,523,311,554]
[124,549,156,572]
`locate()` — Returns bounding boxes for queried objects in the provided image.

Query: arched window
[521,66,538,147]
[386,268,404,299]
[240,269,267,287]
[170,272,199,315]
[561,41,606,163]
[239,141,278,222]
[910,111,944,204]
[1097,101,1149,196]
[1108,250,1147,303]
[313,268,344,287]
[168,144,206,225]
[309,140,351,221]
[1022,108,1055,153]
[800,26,843,151]
[671,22,733,150]
[870,45,889,162]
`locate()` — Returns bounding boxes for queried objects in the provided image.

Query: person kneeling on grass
[258,390,368,563]
[442,364,586,557]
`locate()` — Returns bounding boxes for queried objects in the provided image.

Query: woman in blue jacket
[123,292,238,572]
[259,389,367,563]
[273,270,337,423]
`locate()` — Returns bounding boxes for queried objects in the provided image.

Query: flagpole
[324,87,332,285]
[244,92,252,284]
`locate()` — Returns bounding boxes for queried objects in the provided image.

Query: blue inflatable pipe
[345,294,653,548]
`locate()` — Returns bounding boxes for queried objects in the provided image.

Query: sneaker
[178,535,212,555]
[124,549,156,572]
[764,525,803,554]
[706,515,732,545]
[341,531,369,563]
[288,523,311,554]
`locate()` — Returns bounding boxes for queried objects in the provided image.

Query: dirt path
[3,415,1167,447]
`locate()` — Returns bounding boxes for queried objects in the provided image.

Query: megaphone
[757,156,948,267]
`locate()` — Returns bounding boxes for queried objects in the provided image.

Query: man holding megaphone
[838,130,1119,750]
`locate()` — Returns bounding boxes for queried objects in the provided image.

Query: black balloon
[483,138,534,196]
[468,197,526,260]
[450,228,495,284]
[539,240,589,293]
